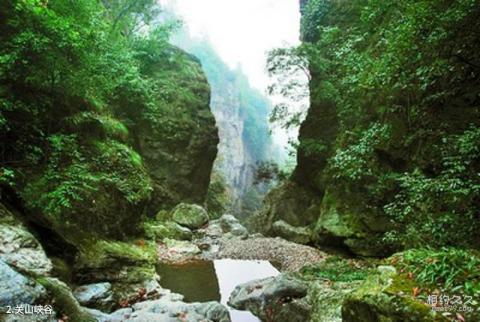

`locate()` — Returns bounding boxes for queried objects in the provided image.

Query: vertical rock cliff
[261,0,480,255]
[173,35,274,217]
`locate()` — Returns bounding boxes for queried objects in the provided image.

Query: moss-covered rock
[341,267,447,322]
[144,220,193,241]
[134,47,218,214]
[308,280,362,322]
[171,203,209,230]
[37,277,95,322]
[272,220,312,245]
[73,240,161,306]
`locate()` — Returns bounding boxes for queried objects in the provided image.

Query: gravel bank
[217,236,326,272]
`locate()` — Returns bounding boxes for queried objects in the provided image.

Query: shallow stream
[157,259,279,322]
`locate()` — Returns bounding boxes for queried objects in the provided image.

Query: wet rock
[0,260,46,308]
[229,274,310,322]
[73,282,114,311]
[172,204,209,230]
[272,220,312,245]
[219,214,248,238]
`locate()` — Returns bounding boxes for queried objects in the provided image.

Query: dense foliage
[0,0,216,240]
[393,248,480,297]
[269,0,480,251]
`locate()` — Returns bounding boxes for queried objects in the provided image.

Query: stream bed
[157,259,279,321]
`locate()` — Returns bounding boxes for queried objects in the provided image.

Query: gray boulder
[126,298,230,322]
[171,204,209,230]
[272,220,312,245]
[219,214,248,238]
[0,260,46,309]
[73,282,114,311]
[229,274,310,322]
[0,224,53,276]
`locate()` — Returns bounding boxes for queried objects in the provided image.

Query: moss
[77,239,157,268]
[50,257,73,284]
[342,268,447,322]
[37,277,95,322]
[143,220,192,241]
[385,274,417,295]
[300,256,376,282]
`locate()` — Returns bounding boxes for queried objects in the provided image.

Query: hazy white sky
[160,0,302,92]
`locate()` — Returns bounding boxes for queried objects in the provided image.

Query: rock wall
[172,35,274,217]
[261,0,480,255]
[134,48,218,213]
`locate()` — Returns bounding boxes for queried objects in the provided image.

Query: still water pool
[157,259,279,322]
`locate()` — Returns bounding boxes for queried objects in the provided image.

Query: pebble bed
[217,236,326,272]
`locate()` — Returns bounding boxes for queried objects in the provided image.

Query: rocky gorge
[1,0,480,321]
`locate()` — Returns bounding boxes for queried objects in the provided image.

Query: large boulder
[126,298,230,322]
[272,220,312,245]
[0,224,53,276]
[171,203,209,230]
[229,274,310,322]
[0,203,53,276]
[144,221,193,241]
[219,214,248,238]
[73,282,114,312]
[0,260,46,309]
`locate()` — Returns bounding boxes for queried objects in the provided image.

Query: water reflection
[214,259,280,322]
[157,259,279,322]
[157,260,220,302]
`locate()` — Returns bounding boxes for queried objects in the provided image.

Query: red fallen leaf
[138,287,147,299]
[178,312,188,322]
[412,287,420,297]
[119,299,130,308]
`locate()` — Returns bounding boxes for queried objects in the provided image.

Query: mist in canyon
[161,0,309,216]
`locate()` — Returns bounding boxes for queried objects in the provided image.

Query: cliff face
[261,0,480,255]
[134,49,218,214]
[172,36,274,217]
[210,76,256,208]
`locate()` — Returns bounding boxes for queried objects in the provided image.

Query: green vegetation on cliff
[0,0,217,243]
[265,0,480,254]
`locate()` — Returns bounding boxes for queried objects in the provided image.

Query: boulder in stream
[228,274,310,322]
[171,203,209,230]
